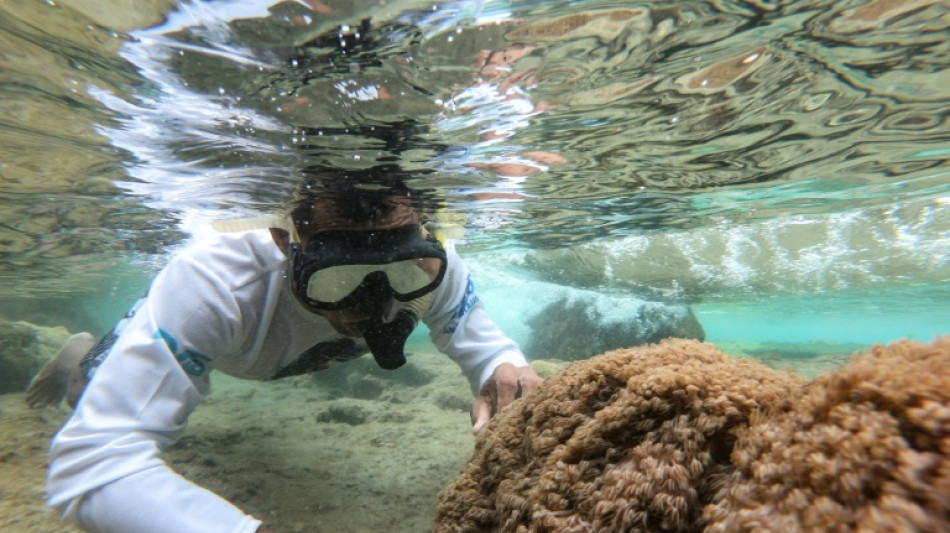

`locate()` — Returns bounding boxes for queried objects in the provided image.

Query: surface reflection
[0,0,946,300]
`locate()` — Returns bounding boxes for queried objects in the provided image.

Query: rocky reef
[0,320,69,394]
[525,293,705,361]
[435,337,950,532]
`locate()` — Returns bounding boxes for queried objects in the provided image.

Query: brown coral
[434,339,806,533]
[705,337,950,533]
[434,337,950,533]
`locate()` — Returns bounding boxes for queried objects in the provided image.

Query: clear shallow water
[696,284,950,345]
[0,0,947,346]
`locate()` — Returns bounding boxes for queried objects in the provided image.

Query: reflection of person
[27,179,541,533]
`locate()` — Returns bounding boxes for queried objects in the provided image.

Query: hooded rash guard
[46,228,526,533]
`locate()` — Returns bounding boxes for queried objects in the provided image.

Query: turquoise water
[0,0,948,351]
[696,285,950,345]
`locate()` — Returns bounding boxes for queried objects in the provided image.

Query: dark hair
[290,166,423,235]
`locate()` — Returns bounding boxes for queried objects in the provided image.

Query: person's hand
[470,363,542,435]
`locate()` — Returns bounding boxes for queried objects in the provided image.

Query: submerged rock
[525,292,704,361]
[309,353,437,401]
[317,399,372,426]
[0,321,70,394]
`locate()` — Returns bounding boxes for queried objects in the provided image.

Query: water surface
[1,0,947,343]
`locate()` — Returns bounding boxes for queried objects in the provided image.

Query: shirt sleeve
[423,250,528,396]
[46,251,263,533]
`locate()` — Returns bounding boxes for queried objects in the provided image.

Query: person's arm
[47,251,264,533]
[424,251,541,433]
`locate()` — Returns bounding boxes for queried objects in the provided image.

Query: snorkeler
[26,176,541,533]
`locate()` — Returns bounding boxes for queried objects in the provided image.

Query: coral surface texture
[434,337,950,533]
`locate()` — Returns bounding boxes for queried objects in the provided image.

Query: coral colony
[436,338,950,533]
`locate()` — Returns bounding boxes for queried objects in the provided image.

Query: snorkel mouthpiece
[362,293,432,370]
[349,275,408,369]
[363,310,417,370]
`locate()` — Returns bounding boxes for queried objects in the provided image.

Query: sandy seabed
[0,340,857,533]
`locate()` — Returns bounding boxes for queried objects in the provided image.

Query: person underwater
[27,178,541,533]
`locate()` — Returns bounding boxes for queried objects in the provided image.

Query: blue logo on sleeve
[155,329,212,377]
[442,275,480,334]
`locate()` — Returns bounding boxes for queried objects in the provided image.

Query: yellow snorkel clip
[211,214,301,243]
[422,210,466,248]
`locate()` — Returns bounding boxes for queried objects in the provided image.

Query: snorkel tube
[361,293,432,370]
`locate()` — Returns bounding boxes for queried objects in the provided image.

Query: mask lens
[385,258,441,295]
[305,258,444,305]
[306,264,376,303]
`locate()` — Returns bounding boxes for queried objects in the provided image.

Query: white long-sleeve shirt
[47,228,526,533]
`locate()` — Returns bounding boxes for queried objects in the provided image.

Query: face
[289,230,402,337]
[317,309,366,337]
[285,225,417,338]
[309,300,394,337]
[277,194,444,337]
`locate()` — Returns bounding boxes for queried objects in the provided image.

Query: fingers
[470,364,545,435]
[470,396,492,435]
[518,369,543,398]
[493,364,543,413]
[493,364,520,413]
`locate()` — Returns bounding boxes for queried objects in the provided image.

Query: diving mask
[289,224,447,311]
[289,225,446,370]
